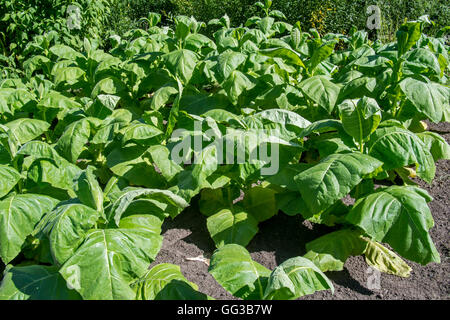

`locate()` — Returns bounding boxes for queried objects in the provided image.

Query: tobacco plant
[0,2,449,300]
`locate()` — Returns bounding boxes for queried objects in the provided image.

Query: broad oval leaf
[263,256,334,300]
[35,203,100,265]
[403,48,441,76]
[109,188,189,226]
[73,166,104,212]
[242,186,278,222]
[162,49,198,84]
[304,229,367,272]
[121,123,163,146]
[55,118,90,163]
[5,118,50,145]
[50,44,86,61]
[91,77,128,99]
[399,77,449,123]
[0,265,81,300]
[59,228,163,300]
[214,50,247,82]
[209,244,271,300]
[417,131,450,161]
[298,76,340,113]
[222,70,255,104]
[0,194,59,264]
[259,47,305,68]
[0,165,21,198]
[207,208,259,248]
[338,97,381,145]
[346,186,440,265]
[367,126,435,183]
[133,263,208,300]
[294,152,382,213]
[54,67,85,86]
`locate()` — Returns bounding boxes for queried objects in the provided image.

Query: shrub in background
[115,0,449,38]
[0,0,112,56]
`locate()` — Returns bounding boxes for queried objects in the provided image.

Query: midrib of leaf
[387,192,436,259]
[286,266,309,277]
[368,129,418,154]
[353,100,364,146]
[249,260,265,299]
[141,266,187,295]
[5,196,15,246]
[310,159,335,190]
[101,230,114,299]
[371,191,430,255]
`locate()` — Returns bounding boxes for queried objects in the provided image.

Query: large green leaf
[59,228,162,300]
[108,188,189,225]
[209,244,271,300]
[417,131,450,161]
[150,84,178,110]
[5,119,50,145]
[73,166,104,212]
[403,48,441,76]
[396,21,422,56]
[263,256,334,300]
[19,142,82,194]
[304,229,367,272]
[309,41,336,71]
[54,67,85,86]
[106,145,165,188]
[148,145,183,182]
[242,186,278,222]
[133,263,208,300]
[294,153,382,213]
[338,97,381,146]
[367,126,435,183]
[26,158,81,195]
[199,188,228,216]
[121,123,163,146]
[346,186,440,265]
[91,77,128,98]
[86,94,120,119]
[0,265,81,300]
[35,203,100,265]
[174,144,219,201]
[0,88,35,114]
[399,77,449,123]
[214,50,247,82]
[18,141,62,162]
[0,165,21,198]
[38,90,82,115]
[298,76,340,113]
[50,44,86,61]
[207,208,259,248]
[162,49,198,84]
[222,70,255,104]
[252,109,311,136]
[259,47,305,68]
[55,118,91,163]
[0,194,59,264]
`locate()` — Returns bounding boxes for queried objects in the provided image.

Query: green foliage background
[112,0,449,36]
[1,0,448,54]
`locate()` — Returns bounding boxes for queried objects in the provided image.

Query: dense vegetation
[115,0,450,37]
[0,0,449,300]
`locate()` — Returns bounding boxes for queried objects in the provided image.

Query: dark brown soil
[154,121,450,300]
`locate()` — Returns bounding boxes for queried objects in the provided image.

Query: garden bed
[153,122,449,300]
